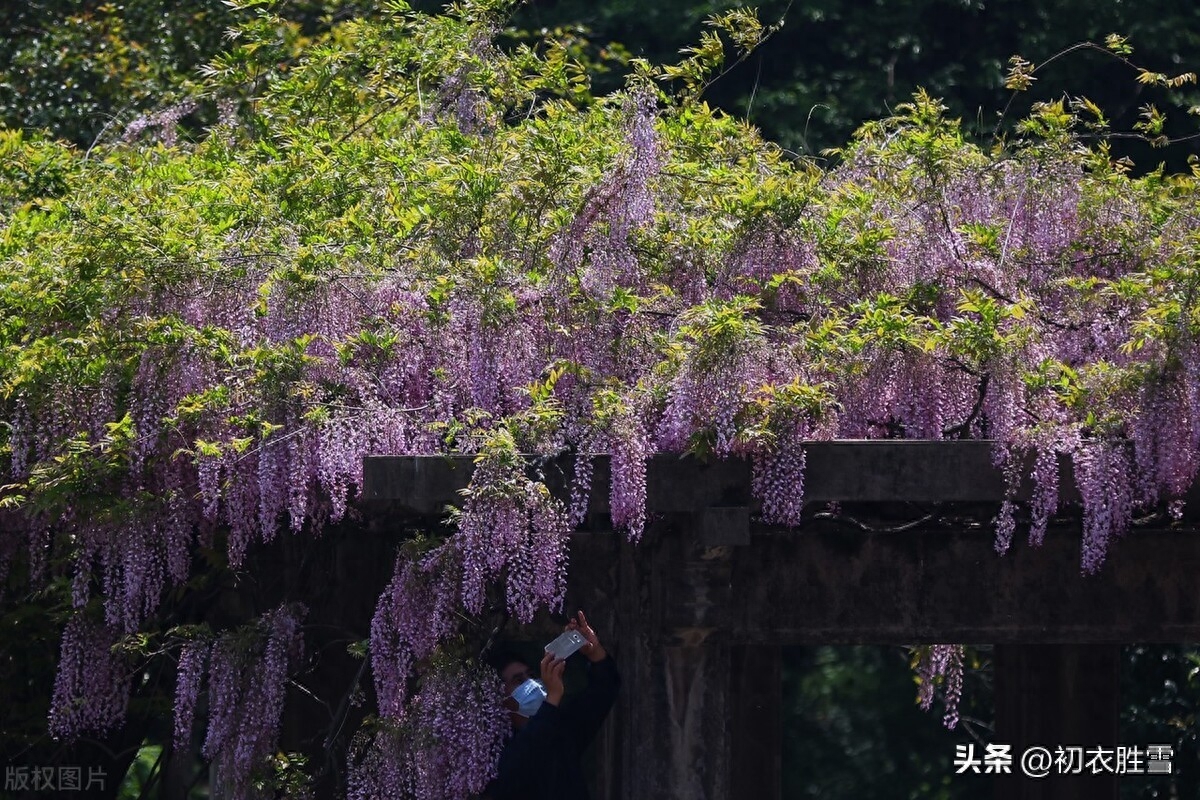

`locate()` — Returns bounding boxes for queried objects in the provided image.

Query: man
[484,610,620,800]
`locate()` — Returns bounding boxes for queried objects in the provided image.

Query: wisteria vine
[2,0,1199,794]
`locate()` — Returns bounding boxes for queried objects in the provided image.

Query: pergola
[361,441,1200,800]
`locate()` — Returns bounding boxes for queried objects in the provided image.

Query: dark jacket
[484,655,620,800]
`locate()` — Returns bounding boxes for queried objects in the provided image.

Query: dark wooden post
[662,643,731,798]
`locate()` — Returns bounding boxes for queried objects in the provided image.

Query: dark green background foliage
[783,646,990,800]
[783,646,1200,800]
[0,1,231,145]
[1120,645,1200,800]
[505,0,1200,160]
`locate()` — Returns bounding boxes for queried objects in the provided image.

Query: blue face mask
[511,678,547,717]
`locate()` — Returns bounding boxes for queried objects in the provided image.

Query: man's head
[499,658,535,698]
[488,647,538,729]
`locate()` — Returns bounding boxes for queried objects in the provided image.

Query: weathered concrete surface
[552,520,1200,646]
[362,442,1084,514]
[719,523,1200,644]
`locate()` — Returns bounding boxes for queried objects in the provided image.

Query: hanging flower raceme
[406,661,510,799]
[657,297,770,457]
[370,544,462,721]
[1073,438,1134,575]
[550,90,664,300]
[348,660,509,800]
[916,644,966,730]
[1131,381,1198,515]
[450,434,571,622]
[174,637,211,750]
[608,405,651,542]
[752,417,813,528]
[202,604,306,798]
[48,615,132,741]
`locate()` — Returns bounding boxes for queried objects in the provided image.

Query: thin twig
[810,510,940,533]
[323,656,369,766]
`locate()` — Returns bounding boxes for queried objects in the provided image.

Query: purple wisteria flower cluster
[917,644,966,730]
[196,604,306,798]
[347,661,509,800]
[5,10,1200,794]
[48,616,132,740]
[173,637,210,750]
[370,545,461,720]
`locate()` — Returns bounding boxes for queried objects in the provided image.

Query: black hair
[485,646,530,675]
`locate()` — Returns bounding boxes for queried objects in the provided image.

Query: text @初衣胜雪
[953,743,1174,777]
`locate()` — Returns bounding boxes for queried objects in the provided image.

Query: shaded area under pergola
[361,442,1200,800]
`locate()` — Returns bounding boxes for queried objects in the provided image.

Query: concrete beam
[554,521,1200,645]
[715,524,1200,644]
[362,442,1043,515]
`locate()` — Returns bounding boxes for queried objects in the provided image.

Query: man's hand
[566,610,606,663]
[540,651,566,706]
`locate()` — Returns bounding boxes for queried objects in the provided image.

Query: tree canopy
[2,0,1200,797]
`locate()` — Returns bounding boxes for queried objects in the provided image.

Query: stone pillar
[663,643,731,798]
[613,515,782,800]
[993,644,1120,800]
[729,644,782,800]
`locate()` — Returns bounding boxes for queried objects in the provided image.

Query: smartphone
[544,629,587,660]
